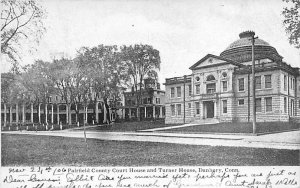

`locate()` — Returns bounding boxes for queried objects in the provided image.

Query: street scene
[1,0,300,167]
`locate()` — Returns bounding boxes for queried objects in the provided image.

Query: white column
[129,108,131,119]
[45,104,48,123]
[10,105,12,124]
[75,104,78,123]
[122,109,125,119]
[51,104,54,123]
[153,106,155,119]
[38,103,41,123]
[144,107,147,118]
[4,104,7,126]
[16,103,19,123]
[214,101,217,118]
[66,104,68,124]
[22,104,25,124]
[85,106,88,123]
[95,102,99,123]
[160,106,163,118]
[57,105,60,124]
[30,103,34,123]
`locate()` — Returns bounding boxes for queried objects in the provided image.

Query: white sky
[2,0,300,88]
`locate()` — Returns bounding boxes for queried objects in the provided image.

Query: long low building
[165,31,300,124]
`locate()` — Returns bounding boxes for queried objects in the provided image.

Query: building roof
[189,54,245,70]
[220,31,282,62]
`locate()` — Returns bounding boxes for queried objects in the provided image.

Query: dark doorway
[206,101,214,118]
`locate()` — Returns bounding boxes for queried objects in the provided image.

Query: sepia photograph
[1,0,300,170]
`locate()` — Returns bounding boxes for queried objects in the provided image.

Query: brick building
[165,31,300,124]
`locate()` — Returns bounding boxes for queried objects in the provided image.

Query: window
[255,98,262,112]
[238,99,244,105]
[222,81,227,92]
[255,76,261,89]
[265,97,272,112]
[223,100,227,113]
[156,98,160,104]
[177,86,181,98]
[284,75,287,91]
[188,85,192,96]
[188,103,191,116]
[176,104,181,116]
[265,75,272,88]
[61,96,64,100]
[196,84,200,94]
[195,102,200,115]
[48,97,52,103]
[55,96,58,101]
[206,83,216,94]
[206,75,216,81]
[171,87,175,98]
[171,105,175,116]
[238,78,244,91]
[284,97,287,113]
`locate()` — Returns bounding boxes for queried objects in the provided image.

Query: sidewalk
[3,129,300,150]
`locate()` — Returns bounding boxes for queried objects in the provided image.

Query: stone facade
[165,32,300,124]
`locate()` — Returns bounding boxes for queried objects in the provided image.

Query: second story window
[265,75,272,88]
[176,86,181,98]
[206,83,216,94]
[188,85,192,96]
[238,78,244,91]
[222,81,227,92]
[255,76,261,89]
[195,84,200,94]
[171,87,175,98]
[284,75,287,91]
[156,98,160,104]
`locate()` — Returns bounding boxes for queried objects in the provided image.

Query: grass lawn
[158,122,300,134]
[2,134,299,166]
[78,120,176,132]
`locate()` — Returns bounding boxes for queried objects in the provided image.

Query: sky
[1,0,300,88]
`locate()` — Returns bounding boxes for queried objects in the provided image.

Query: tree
[1,0,46,68]
[282,0,300,49]
[120,44,161,120]
[76,45,130,123]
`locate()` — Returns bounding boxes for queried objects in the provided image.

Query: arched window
[206,75,216,81]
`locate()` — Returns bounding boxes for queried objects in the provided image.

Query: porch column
[38,103,41,123]
[85,107,88,124]
[122,109,125,119]
[66,104,68,124]
[75,104,78,123]
[214,101,217,118]
[153,106,155,119]
[16,103,19,123]
[22,103,25,124]
[129,108,131,119]
[57,105,60,124]
[144,107,147,118]
[10,105,13,124]
[45,104,48,123]
[30,103,34,123]
[160,106,163,118]
[4,104,7,126]
[95,102,99,123]
[51,104,54,123]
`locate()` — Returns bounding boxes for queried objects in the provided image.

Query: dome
[225,38,270,50]
[220,31,282,62]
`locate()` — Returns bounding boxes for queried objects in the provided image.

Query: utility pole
[249,31,258,134]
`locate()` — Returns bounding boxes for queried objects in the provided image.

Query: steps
[192,118,219,125]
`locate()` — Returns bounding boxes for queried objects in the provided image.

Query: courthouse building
[165,31,300,124]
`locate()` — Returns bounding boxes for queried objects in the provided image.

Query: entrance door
[206,101,214,118]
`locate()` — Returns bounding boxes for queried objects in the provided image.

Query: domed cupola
[220,31,282,62]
